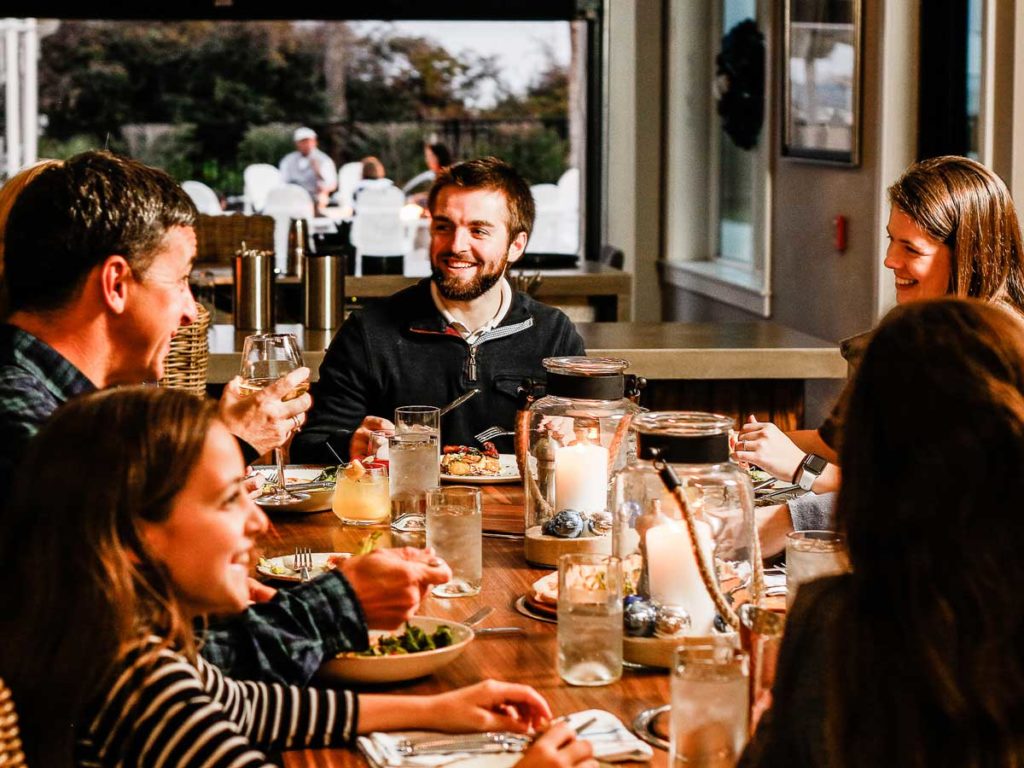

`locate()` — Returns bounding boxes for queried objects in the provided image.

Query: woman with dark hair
[741,297,1024,767]
[738,156,1024,554]
[0,387,594,768]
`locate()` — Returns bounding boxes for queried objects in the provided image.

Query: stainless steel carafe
[233,244,274,332]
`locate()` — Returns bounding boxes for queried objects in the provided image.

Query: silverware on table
[475,425,514,443]
[396,732,531,756]
[474,627,525,636]
[440,389,480,416]
[292,546,313,582]
[462,607,493,627]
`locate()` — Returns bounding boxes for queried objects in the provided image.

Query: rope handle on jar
[654,452,740,630]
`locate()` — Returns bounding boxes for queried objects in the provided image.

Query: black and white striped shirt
[77,637,357,767]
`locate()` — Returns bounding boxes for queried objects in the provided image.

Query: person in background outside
[740,297,1024,767]
[0,386,596,768]
[737,155,1024,555]
[279,126,338,213]
[403,141,453,201]
[353,155,395,203]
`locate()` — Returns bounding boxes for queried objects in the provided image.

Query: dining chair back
[243,163,282,213]
[350,184,406,258]
[263,184,316,274]
[181,180,222,215]
[336,161,365,212]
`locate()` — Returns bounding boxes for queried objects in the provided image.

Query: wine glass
[239,333,309,505]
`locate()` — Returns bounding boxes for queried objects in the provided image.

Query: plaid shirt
[0,324,96,486]
[200,570,370,685]
[0,324,369,685]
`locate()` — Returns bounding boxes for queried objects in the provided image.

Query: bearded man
[292,157,585,462]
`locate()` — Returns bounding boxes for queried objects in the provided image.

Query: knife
[439,388,480,416]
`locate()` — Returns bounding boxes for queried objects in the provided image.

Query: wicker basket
[158,303,210,396]
[0,678,26,768]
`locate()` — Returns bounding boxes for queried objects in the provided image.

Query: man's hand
[350,415,396,460]
[337,547,451,629]
[220,367,312,456]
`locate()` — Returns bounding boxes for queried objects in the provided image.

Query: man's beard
[431,253,508,301]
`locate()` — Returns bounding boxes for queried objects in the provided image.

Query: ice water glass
[785,530,849,609]
[395,405,440,437]
[670,640,749,767]
[333,463,390,526]
[389,432,440,530]
[557,554,622,686]
[426,486,482,597]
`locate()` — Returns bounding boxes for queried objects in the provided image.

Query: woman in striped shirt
[0,387,594,768]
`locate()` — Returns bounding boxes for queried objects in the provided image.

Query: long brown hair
[888,156,1024,311]
[0,387,219,767]
[0,160,62,316]
[832,298,1024,766]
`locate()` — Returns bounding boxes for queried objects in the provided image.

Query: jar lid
[543,356,630,400]
[633,412,733,463]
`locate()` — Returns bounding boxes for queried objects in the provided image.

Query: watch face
[804,454,828,475]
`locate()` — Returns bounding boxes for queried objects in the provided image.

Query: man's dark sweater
[292,278,585,462]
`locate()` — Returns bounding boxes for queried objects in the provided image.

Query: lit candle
[646,519,716,634]
[554,442,609,513]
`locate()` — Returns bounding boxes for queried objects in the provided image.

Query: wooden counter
[193,262,632,321]
[207,321,845,384]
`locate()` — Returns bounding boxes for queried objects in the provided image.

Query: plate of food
[317,616,474,684]
[440,445,520,484]
[253,465,336,514]
[256,552,350,583]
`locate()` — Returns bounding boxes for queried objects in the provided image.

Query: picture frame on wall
[782,0,862,165]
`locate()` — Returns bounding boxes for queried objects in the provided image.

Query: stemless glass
[390,406,440,530]
[333,462,390,526]
[239,333,308,505]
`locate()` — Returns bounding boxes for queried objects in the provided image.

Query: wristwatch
[794,453,828,492]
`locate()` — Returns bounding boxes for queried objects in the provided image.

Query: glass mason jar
[519,357,644,567]
[613,412,759,637]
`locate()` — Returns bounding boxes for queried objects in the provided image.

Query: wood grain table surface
[258,483,669,768]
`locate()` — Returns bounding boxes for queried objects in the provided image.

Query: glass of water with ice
[785,530,849,609]
[389,406,440,531]
[557,554,622,686]
[670,639,749,767]
[426,486,482,597]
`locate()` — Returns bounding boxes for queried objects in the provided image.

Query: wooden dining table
[257,482,670,767]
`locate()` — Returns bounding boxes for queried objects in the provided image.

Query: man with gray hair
[279,126,338,212]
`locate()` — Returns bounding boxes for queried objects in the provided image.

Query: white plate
[256,552,351,583]
[317,616,474,684]
[253,466,335,514]
[441,454,520,484]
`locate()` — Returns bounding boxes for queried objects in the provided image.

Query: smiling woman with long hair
[741,298,1024,767]
[0,387,594,768]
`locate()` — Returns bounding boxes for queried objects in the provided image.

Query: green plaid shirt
[0,323,369,685]
[0,323,96,485]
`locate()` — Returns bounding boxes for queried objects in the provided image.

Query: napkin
[357,709,653,767]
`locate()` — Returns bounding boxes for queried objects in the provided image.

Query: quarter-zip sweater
[292,278,585,462]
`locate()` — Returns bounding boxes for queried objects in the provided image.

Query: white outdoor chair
[525,183,564,254]
[556,168,581,254]
[243,163,282,214]
[262,184,315,274]
[181,180,222,215]
[335,161,365,212]
[350,184,406,259]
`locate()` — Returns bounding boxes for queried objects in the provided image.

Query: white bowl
[317,616,474,684]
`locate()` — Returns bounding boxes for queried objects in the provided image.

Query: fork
[475,425,514,443]
[293,546,313,581]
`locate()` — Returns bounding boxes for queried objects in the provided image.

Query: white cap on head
[293,127,317,142]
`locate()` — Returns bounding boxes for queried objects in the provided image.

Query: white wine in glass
[239,333,308,505]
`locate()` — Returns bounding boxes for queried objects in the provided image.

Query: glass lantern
[519,357,644,567]
[613,412,760,639]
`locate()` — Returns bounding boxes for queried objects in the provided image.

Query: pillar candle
[554,442,609,513]
[646,519,716,634]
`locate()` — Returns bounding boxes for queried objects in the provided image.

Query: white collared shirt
[431,278,513,346]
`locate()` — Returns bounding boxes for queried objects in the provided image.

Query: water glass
[332,462,389,526]
[395,405,440,436]
[557,554,622,686]
[670,640,749,767]
[426,486,482,597]
[785,530,849,609]
[389,432,440,530]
